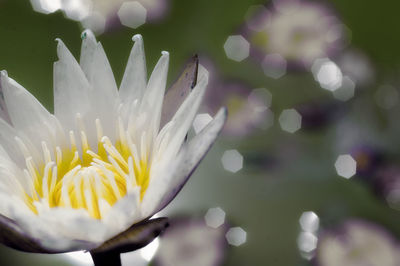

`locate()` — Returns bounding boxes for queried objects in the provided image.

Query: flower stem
[90,251,121,266]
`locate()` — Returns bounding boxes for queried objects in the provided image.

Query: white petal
[3,198,74,251]
[141,108,227,217]
[1,71,64,151]
[0,118,26,166]
[119,34,147,107]
[160,56,198,128]
[102,187,141,239]
[0,71,12,124]
[80,30,119,141]
[154,65,208,160]
[0,145,29,197]
[39,208,108,242]
[54,39,92,135]
[0,192,29,221]
[12,208,101,251]
[136,52,169,143]
[79,29,97,81]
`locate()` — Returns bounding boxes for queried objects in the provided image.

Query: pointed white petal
[1,71,64,151]
[0,118,26,166]
[160,56,198,128]
[136,52,169,142]
[80,30,118,99]
[155,65,208,159]
[141,108,227,217]
[0,144,29,197]
[80,30,119,141]
[0,71,12,124]
[54,39,91,134]
[0,117,43,168]
[119,34,147,105]
[79,29,97,81]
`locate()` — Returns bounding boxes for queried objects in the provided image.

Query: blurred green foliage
[1,0,400,265]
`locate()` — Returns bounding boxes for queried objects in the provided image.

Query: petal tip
[0,70,8,78]
[196,65,209,85]
[161,51,169,56]
[132,34,143,42]
[217,106,228,122]
[81,29,95,41]
[55,38,65,58]
[221,106,228,116]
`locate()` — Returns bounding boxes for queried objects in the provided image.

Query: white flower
[317,220,400,266]
[248,0,346,66]
[154,217,227,266]
[30,0,168,33]
[0,30,226,253]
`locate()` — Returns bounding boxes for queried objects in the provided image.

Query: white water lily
[0,30,226,253]
[248,0,346,67]
[30,0,168,34]
[317,220,400,266]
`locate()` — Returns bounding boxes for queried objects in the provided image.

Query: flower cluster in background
[246,0,348,68]
[30,0,169,34]
[317,220,400,266]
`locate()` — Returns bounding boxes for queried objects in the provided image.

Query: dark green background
[0,0,400,265]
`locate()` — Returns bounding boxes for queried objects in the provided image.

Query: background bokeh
[1,0,400,265]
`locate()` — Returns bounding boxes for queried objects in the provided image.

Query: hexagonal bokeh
[299,211,319,233]
[248,88,272,111]
[386,189,400,211]
[279,109,302,133]
[154,217,226,266]
[257,108,275,130]
[193,113,213,134]
[221,149,243,173]
[297,232,318,253]
[204,207,226,229]
[375,85,399,110]
[118,1,147,29]
[261,53,287,79]
[335,154,357,179]
[82,12,107,35]
[312,58,343,91]
[338,50,375,87]
[244,5,271,31]
[223,35,250,62]
[226,227,247,246]
[30,0,61,14]
[62,0,91,21]
[332,76,355,101]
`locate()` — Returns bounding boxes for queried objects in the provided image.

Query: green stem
[90,251,121,266]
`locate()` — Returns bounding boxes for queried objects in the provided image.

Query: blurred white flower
[317,220,400,266]
[0,30,226,253]
[337,50,375,87]
[248,1,347,66]
[30,0,168,34]
[154,217,227,266]
[203,80,273,137]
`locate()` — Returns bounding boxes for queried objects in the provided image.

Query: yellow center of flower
[21,118,150,219]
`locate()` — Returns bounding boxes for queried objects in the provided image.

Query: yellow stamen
[22,119,151,219]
